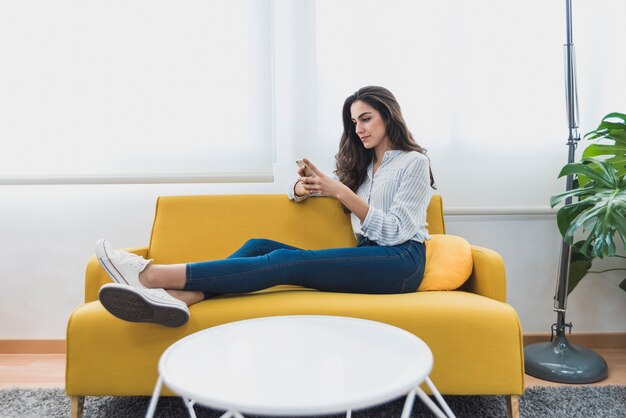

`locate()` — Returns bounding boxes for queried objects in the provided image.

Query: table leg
[400,388,416,418]
[415,387,448,418]
[402,378,456,418]
[346,409,352,418]
[146,376,163,418]
[183,398,198,418]
[424,377,456,418]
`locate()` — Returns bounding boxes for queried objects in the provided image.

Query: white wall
[1,0,625,339]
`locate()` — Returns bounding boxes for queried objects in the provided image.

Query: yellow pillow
[418,234,473,291]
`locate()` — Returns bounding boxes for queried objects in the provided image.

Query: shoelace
[111,251,147,268]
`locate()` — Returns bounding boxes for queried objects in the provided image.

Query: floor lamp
[523,0,608,384]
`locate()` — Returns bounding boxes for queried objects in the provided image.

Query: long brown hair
[334,86,435,197]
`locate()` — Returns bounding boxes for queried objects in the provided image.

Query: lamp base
[524,334,608,383]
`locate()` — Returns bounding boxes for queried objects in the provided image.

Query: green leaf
[560,112,626,294]
[551,158,626,258]
[582,112,626,180]
[601,112,626,120]
[567,245,593,295]
[583,144,626,158]
[556,203,589,239]
[557,159,619,189]
[585,113,626,137]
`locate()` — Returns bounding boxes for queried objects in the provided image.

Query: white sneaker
[98,283,190,327]
[95,239,150,288]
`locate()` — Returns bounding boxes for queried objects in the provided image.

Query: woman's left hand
[299,159,346,198]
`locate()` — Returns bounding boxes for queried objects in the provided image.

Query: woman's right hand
[294,164,309,197]
[294,179,308,197]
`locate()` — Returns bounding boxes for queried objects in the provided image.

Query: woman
[97,86,435,327]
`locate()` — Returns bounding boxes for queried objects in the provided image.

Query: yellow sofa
[66,194,524,417]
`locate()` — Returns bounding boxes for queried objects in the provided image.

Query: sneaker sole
[99,285,189,328]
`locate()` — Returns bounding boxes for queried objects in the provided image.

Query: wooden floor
[0,349,624,390]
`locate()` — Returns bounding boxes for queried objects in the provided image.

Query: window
[313,0,620,208]
[0,0,273,184]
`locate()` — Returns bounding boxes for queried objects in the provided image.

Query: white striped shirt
[289,150,433,245]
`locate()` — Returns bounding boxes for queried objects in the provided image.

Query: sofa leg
[70,396,85,418]
[506,395,519,418]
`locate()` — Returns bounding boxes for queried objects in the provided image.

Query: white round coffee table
[146,315,455,418]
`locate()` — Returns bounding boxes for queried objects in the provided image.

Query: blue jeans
[185,238,426,299]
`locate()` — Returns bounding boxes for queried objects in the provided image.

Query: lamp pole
[555,0,579,340]
[523,0,608,384]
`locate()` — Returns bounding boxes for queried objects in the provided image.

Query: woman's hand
[297,158,369,222]
[293,177,308,197]
[298,158,347,198]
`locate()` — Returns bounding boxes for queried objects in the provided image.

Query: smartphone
[296,159,314,177]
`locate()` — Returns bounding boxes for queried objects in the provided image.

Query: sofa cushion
[419,234,473,291]
[66,290,524,396]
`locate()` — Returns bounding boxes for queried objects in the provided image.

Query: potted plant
[550,112,626,293]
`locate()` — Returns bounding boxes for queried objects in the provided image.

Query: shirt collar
[381,150,404,162]
[367,150,405,179]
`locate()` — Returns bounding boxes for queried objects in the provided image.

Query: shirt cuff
[361,205,383,241]
[288,180,310,202]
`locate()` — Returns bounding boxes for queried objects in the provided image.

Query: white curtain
[1,0,624,199]
[0,0,273,183]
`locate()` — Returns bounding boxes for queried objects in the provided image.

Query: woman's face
[350,100,389,151]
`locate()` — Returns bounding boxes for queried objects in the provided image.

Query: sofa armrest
[459,245,507,303]
[84,247,149,303]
